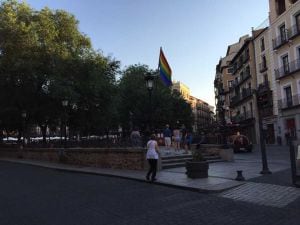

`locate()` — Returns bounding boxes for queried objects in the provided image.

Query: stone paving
[1,160,300,225]
[219,182,300,208]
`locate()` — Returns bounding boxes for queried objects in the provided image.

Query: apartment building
[228,35,260,144]
[172,81,214,133]
[253,27,278,144]
[269,0,300,142]
[215,36,248,125]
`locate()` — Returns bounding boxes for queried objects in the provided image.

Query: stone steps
[161,153,223,169]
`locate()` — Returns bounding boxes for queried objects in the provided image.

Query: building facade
[172,81,214,133]
[269,0,300,143]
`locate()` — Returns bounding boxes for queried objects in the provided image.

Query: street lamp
[62,100,68,148]
[256,92,271,174]
[21,111,27,147]
[219,94,228,148]
[144,72,156,133]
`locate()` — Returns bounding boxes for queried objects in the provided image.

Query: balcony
[275,59,300,80]
[257,81,270,94]
[241,88,253,99]
[278,94,300,110]
[259,62,268,73]
[259,107,273,118]
[290,24,300,39]
[231,110,254,123]
[230,89,253,107]
[272,32,289,50]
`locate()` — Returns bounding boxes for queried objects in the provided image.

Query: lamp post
[62,100,68,148]
[256,92,271,174]
[21,111,27,147]
[144,72,156,133]
[219,94,228,148]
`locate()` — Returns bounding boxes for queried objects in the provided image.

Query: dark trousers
[146,159,157,180]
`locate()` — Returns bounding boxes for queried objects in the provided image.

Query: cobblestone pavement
[219,182,300,208]
[1,161,300,225]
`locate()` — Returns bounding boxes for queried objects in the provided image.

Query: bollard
[235,170,245,181]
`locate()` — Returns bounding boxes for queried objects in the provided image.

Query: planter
[185,161,209,178]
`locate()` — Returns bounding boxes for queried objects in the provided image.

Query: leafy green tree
[118,64,194,133]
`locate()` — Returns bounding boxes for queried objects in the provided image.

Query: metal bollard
[235,170,245,181]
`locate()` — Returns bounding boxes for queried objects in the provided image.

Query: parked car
[228,134,253,153]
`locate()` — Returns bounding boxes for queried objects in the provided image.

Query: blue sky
[24,0,269,106]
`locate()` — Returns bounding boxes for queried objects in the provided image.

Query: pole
[257,104,271,174]
[148,89,152,133]
[288,138,297,185]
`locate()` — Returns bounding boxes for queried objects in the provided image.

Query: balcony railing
[230,89,253,106]
[290,24,300,38]
[275,58,300,79]
[272,31,289,50]
[278,94,300,109]
[259,107,273,118]
[231,110,254,123]
[257,81,270,94]
[259,62,267,73]
[241,88,253,99]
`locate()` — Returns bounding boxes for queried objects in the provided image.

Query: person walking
[163,124,172,150]
[146,134,159,182]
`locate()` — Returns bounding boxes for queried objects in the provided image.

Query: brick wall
[0,147,147,170]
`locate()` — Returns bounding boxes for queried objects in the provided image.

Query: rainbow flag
[159,48,172,87]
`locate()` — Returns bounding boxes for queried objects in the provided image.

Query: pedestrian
[130,127,141,147]
[146,134,159,182]
[181,125,187,149]
[185,131,193,152]
[285,130,290,146]
[173,127,181,152]
[163,124,172,150]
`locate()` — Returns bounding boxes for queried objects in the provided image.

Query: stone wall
[0,147,147,170]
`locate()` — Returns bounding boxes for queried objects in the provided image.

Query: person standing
[146,134,159,182]
[130,127,141,147]
[163,124,172,150]
[173,127,181,152]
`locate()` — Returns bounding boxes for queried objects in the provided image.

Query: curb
[0,158,241,194]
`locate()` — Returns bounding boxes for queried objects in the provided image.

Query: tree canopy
[0,0,194,143]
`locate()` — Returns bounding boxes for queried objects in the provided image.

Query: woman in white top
[146,134,159,182]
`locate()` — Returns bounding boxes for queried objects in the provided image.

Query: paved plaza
[0,145,300,224]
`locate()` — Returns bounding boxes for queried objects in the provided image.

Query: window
[240,71,244,81]
[262,55,267,69]
[296,13,300,33]
[279,24,287,42]
[248,82,251,90]
[228,80,233,88]
[284,86,293,107]
[276,0,286,15]
[243,106,246,119]
[227,67,233,74]
[263,74,268,83]
[282,55,289,74]
[260,38,265,52]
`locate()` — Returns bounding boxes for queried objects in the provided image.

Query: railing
[290,24,300,38]
[230,89,253,106]
[272,31,289,49]
[275,58,300,79]
[259,61,268,73]
[278,94,300,109]
[243,52,249,63]
[257,81,270,94]
[241,88,253,99]
[231,110,254,123]
[259,107,273,118]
